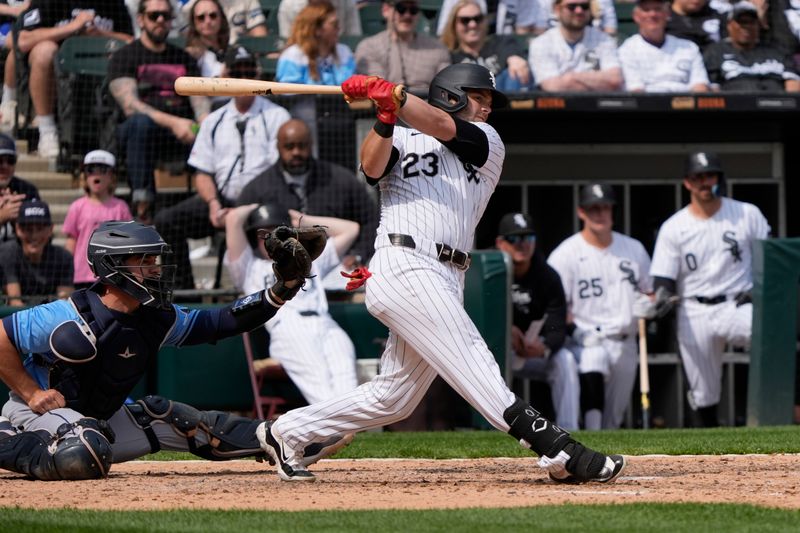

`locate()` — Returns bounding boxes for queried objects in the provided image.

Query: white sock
[2,86,16,104]
[584,409,602,430]
[37,114,56,133]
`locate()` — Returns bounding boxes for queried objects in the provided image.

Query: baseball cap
[728,1,758,20]
[245,203,290,232]
[0,133,17,157]
[17,199,52,225]
[83,149,116,168]
[579,183,616,207]
[225,45,257,70]
[498,212,536,236]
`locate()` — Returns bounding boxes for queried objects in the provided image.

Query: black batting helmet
[245,203,290,248]
[685,151,726,196]
[427,63,509,113]
[87,221,176,310]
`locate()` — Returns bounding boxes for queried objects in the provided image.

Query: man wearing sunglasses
[528,0,623,91]
[355,0,451,92]
[108,0,211,209]
[0,133,40,244]
[15,1,134,159]
[496,212,580,431]
[548,184,652,430]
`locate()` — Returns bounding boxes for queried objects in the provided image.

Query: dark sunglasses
[564,2,591,11]
[0,155,16,166]
[145,11,173,22]
[85,164,113,175]
[504,234,536,244]
[457,14,484,25]
[395,4,420,15]
[195,11,220,22]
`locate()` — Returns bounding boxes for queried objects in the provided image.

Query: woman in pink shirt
[62,150,133,288]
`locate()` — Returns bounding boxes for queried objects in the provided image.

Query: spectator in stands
[237,118,379,277]
[155,45,291,290]
[225,203,360,404]
[185,0,230,78]
[666,0,727,52]
[108,0,211,211]
[0,1,29,135]
[355,0,451,92]
[496,212,580,431]
[279,0,362,42]
[763,0,800,63]
[704,1,800,91]
[0,132,39,243]
[181,0,267,43]
[126,0,190,38]
[441,0,533,91]
[276,1,356,85]
[437,0,486,35]
[618,0,710,92]
[528,0,623,91]
[15,1,134,159]
[62,150,132,290]
[534,0,618,36]
[0,199,72,306]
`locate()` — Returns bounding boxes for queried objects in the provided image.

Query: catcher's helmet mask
[88,221,176,310]
[685,151,726,197]
[428,63,509,114]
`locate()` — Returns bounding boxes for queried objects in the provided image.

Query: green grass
[0,504,798,532]
[140,425,800,461]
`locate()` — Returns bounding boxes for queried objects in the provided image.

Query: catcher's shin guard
[0,419,113,480]
[125,395,265,460]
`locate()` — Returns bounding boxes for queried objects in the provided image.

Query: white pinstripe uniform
[225,239,358,404]
[618,34,710,92]
[548,232,652,429]
[650,197,770,408]
[271,121,519,448]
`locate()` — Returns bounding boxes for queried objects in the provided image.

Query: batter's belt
[386,233,472,270]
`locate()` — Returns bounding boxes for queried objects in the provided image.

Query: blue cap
[17,199,52,225]
[0,133,17,157]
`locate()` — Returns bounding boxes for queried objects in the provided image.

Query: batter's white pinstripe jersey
[376,123,505,251]
[528,26,620,84]
[548,232,652,337]
[650,197,770,297]
[618,34,709,92]
[224,239,339,327]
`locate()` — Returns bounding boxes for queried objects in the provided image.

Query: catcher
[0,220,344,480]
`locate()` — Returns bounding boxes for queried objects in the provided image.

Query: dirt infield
[1,454,799,510]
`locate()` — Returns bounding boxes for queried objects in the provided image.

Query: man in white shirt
[528,0,623,91]
[618,0,710,92]
[154,45,291,290]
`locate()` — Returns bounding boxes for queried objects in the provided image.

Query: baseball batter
[548,184,652,430]
[259,64,625,484]
[649,151,770,427]
[224,203,359,404]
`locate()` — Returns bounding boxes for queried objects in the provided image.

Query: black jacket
[511,251,568,354]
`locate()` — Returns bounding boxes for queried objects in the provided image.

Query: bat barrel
[174,77,343,96]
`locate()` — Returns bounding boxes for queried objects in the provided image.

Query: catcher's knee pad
[503,397,570,458]
[0,419,113,481]
[125,396,263,460]
[579,372,605,413]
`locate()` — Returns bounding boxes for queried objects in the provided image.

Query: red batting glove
[341,74,378,103]
[341,266,372,291]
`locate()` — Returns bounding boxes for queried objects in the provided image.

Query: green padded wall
[748,238,800,426]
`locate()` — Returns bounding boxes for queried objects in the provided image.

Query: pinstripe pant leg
[678,302,726,408]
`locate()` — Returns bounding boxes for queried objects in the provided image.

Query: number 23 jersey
[548,231,652,336]
[650,197,770,297]
[377,123,505,251]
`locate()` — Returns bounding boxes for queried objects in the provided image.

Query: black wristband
[373,121,394,138]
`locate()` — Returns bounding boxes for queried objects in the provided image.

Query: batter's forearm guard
[503,397,571,458]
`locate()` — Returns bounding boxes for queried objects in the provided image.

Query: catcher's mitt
[258,225,328,303]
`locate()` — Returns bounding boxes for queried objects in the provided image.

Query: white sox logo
[619,260,638,288]
[722,230,742,262]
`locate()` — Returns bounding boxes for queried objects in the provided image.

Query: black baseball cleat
[300,433,354,468]
[549,454,627,484]
[256,421,316,482]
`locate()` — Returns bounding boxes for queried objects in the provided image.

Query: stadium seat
[259,0,281,35]
[417,0,444,34]
[615,2,638,40]
[238,35,283,79]
[359,3,386,36]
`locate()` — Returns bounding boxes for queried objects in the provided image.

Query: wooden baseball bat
[638,317,651,429]
[174,77,344,97]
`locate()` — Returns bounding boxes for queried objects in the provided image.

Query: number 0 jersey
[548,231,652,337]
[376,123,505,251]
[650,197,770,297]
